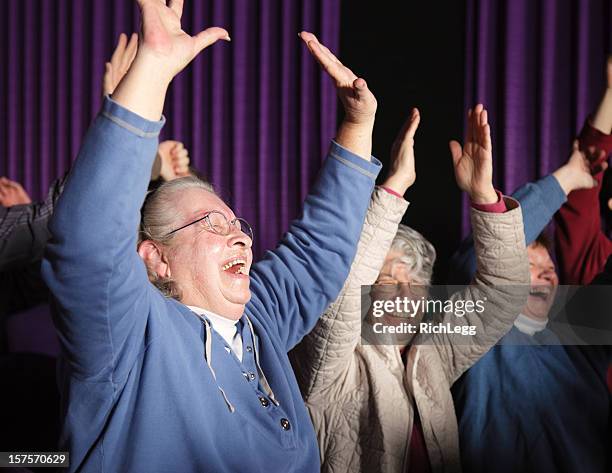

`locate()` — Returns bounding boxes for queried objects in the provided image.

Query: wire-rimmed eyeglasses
[165,210,253,240]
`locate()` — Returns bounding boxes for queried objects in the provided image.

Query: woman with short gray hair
[291,106,530,473]
[383,224,437,286]
[41,2,382,471]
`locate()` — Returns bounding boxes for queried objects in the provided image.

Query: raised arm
[291,110,418,398]
[42,0,229,379]
[417,105,530,383]
[555,58,612,284]
[249,32,381,350]
[103,30,196,182]
[298,32,376,161]
[111,1,229,121]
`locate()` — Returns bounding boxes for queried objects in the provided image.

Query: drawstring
[195,312,280,412]
[201,317,235,413]
[245,315,280,407]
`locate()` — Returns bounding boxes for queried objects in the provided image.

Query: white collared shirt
[187,305,244,361]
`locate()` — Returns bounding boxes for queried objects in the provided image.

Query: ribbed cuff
[102,95,166,137]
[328,140,381,180]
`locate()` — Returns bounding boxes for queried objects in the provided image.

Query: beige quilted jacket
[291,187,530,473]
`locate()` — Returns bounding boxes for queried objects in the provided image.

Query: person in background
[291,105,530,473]
[449,58,612,473]
[555,56,612,284]
[41,0,381,470]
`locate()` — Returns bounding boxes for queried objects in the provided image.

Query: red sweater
[555,122,612,284]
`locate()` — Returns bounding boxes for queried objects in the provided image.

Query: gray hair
[139,176,216,299]
[389,224,436,285]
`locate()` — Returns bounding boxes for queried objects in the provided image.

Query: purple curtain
[462,0,611,236]
[0,0,340,259]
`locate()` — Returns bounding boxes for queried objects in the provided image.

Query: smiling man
[41,1,381,472]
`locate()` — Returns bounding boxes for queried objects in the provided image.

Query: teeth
[530,287,551,298]
[222,258,246,271]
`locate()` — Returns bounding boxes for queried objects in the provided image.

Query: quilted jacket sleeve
[290,187,408,400]
[414,197,530,384]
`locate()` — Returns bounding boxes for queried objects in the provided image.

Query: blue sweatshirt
[448,175,611,472]
[41,97,381,473]
[451,328,610,473]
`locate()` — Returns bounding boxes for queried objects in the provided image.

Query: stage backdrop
[462,0,611,236]
[0,0,340,260]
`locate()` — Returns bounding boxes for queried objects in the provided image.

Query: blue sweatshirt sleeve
[248,141,381,351]
[512,174,567,244]
[447,175,566,284]
[41,96,165,381]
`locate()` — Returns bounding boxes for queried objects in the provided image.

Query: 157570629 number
[0,452,69,468]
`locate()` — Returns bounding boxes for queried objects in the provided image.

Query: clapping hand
[158,140,191,181]
[299,31,376,126]
[135,0,229,81]
[553,140,607,195]
[112,0,230,121]
[0,177,31,207]
[382,109,420,195]
[103,33,138,96]
[449,105,497,204]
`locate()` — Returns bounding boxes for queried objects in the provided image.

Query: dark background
[341,1,466,281]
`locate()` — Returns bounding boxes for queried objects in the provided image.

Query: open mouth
[222,258,248,275]
[529,287,551,301]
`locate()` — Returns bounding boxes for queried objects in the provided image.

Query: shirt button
[246,346,253,352]
[280,418,291,430]
[249,372,256,381]
[242,372,249,380]
[258,396,269,407]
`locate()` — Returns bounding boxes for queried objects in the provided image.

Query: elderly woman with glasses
[291,106,530,473]
[41,1,381,472]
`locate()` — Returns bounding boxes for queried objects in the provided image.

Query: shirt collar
[186,305,239,343]
[513,313,548,336]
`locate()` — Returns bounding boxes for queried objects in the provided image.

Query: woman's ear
[137,240,171,278]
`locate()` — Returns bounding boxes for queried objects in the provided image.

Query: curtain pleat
[7,1,21,182]
[40,0,55,200]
